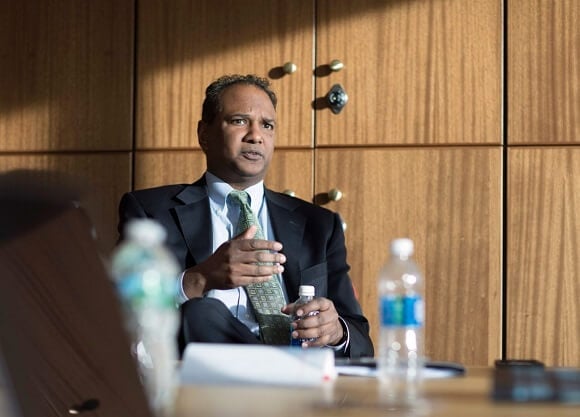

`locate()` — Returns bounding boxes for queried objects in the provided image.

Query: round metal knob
[329,59,344,72]
[328,188,343,201]
[326,84,348,114]
[282,62,297,74]
[282,189,296,197]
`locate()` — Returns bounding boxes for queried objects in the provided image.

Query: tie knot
[229,190,250,207]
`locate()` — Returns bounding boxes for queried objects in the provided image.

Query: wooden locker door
[507,149,580,367]
[315,0,501,146]
[137,0,314,150]
[507,0,580,366]
[0,154,131,254]
[0,0,133,254]
[509,0,580,145]
[315,147,502,366]
[0,0,133,152]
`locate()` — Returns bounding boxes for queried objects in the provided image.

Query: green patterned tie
[228,190,290,345]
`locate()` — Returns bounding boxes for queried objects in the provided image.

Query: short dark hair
[201,74,277,123]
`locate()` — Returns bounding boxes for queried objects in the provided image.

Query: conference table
[1,367,577,416]
[174,367,578,417]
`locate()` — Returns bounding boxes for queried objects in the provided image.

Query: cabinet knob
[326,84,348,114]
[328,188,343,201]
[282,189,296,197]
[282,62,297,74]
[329,59,344,72]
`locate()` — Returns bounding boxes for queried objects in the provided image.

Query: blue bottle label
[116,272,177,308]
[380,294,424,326]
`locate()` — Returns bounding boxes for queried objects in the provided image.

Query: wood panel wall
[1,0,578,367]
[316,0,501,146]
[508,148,580,365]
[316,148,502,365]
[0,0,133,253]
[136,0,314,150]
[507,0,580,365]
[314,0,502,366]
[509,0,580,145]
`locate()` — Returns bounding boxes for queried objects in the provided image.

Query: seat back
[0,170,153,417]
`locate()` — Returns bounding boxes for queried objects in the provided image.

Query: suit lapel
[265,189,306,300]
[171,182,307,290]
[174,178,213,265]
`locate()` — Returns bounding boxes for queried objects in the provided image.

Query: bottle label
[116,272,177,309]
[380,295,424,326]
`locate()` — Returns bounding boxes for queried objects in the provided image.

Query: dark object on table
[492,361,580,403]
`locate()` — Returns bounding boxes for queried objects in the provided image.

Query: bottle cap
[125,218,167,246]
[298,285,315,297]
[390,238,414,257]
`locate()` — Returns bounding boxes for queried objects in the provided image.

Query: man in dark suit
[117,74,373,358]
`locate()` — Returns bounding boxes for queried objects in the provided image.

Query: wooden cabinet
[316,148,502,365]
[0,0,133,152]
[0,154,131,253]
[508,0,580,145]
[0,0,133,252]
[136,0,314,150]
[508,148,580,365]
[4,0,577,368]
[315,0,501,146]
[507,0,580,365]
[135,0,503,365]
[313,0,502,365]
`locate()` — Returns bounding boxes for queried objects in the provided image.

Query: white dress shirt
[179,172,349,351]
[179,172,287,337]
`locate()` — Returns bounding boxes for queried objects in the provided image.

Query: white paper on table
[179,344,337,387]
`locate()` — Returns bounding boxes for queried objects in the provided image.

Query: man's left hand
[282,297,345,347]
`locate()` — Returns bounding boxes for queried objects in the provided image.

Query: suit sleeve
[117,192,148,241]
[325,212,375,359]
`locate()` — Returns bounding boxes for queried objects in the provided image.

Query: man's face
[198,84,276,189]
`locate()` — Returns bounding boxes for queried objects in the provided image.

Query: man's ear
[197,120,208,151]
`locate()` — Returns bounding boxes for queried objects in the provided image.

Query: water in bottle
[290,285,318,346]
[110,218,180,416]
[377,238,425,403]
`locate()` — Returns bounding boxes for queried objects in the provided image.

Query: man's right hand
[182,225,286,298]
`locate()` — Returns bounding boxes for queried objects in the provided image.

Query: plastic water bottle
[377,238,425,402]
[290,285,318,346]
[110,218,180,416]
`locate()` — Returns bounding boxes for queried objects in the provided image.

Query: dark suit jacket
[117,176,374,358]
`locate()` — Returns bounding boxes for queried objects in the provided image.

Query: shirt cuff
[177,270,189,304]
[325,316,350,353]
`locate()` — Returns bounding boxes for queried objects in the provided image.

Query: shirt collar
[204,171,265,213]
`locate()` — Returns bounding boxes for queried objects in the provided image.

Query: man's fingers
[232,261,284,279]
[232,225,284,252]
[242,238,284,252]
[233,225,258,240]
[249,263,284,276]
[237,272,282,287]
[302,297,334,315]
[233,249,286,265]
[254,262,284,275]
